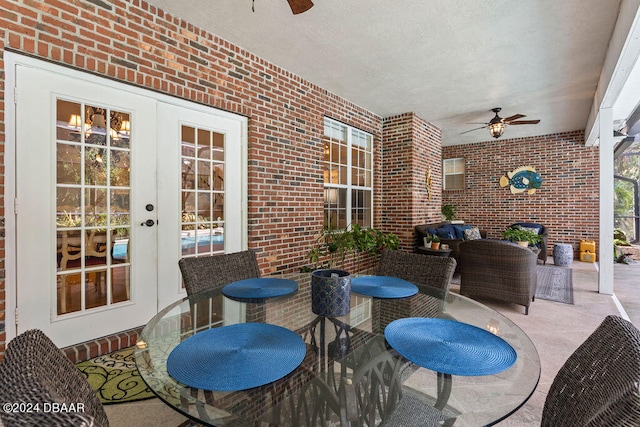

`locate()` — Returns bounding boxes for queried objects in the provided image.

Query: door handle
[141,219,155,227]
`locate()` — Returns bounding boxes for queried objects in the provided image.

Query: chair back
[179,250,260,295]
[341,336,404,425]
[541,315,640,426]
[0,329,108,427]
[459,239,537,314]
[377,250,456,292]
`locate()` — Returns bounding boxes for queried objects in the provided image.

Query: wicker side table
[417,246,452,257]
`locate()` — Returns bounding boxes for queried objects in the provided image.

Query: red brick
[0,0,599,357]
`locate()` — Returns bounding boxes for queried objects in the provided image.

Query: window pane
[445,174,464,189]
[444,158,465,190]
[110,150,130,187]
[352,189,371,227]
[197,128,212,159]
[111,110,131,149]
[212,164,224,191]
[85,105,107,146]
[323,118,373,229]
[85,147,107,186]
[56,100,83,143]
[57,143,82,185]
[197,160,211,190]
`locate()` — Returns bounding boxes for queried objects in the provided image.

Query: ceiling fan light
[287,0,314,14]
[489,122,504,138]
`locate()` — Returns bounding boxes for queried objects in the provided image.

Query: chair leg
[525,306,529,315]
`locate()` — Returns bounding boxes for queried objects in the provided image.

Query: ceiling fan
[287,0,314,14]
[252,0,314,14]
[461,108,540,139]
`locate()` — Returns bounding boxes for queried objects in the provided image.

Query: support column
[599,107,614,295]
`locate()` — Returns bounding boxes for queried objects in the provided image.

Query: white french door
[156,102,247,308]
[14,64,158,346]
[9,55,247,347]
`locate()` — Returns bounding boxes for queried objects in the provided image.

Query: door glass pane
[181,126,225,264]
[57,144,82,184]
[55,99,132,315]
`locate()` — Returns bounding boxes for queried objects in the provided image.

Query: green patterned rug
[76,346,156,404]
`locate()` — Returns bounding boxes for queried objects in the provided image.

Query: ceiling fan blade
[460,126,488,135]
[508,120,541,125]
[287,0,314,14]
[503,114,526,122]
[465,122,490,125]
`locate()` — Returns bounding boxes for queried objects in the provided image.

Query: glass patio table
[135,273,540,426]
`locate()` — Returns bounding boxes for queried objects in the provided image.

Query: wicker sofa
[458,239,538,314]
[414,222,487,269]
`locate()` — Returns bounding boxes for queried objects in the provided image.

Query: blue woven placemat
[222,278,298,299]
[167,323,306,391]
[351,276,419,298]
[384,318,517,376]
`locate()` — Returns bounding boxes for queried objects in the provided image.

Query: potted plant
[441,204,456,222]
[503,227,542,247]
[423,234,432,247]
[430,235,441,250]
[302,224,400,272]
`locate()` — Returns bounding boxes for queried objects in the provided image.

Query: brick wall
[382,113,442,251]
[442,130,600,258]
[0,0,390,359]
[0,0,600,363]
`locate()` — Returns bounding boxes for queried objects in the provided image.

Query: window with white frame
[323,118,373,229]
[443,157,465,190]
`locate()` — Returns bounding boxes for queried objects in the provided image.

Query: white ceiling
[144,0,625,145]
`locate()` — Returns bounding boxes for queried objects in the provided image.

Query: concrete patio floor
[104,259,639,426]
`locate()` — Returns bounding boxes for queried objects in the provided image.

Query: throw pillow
[513,223,543,234]
[436,224,456,239]
[464,227,482,240]
[519,226,541,235]
[453,224,472,239]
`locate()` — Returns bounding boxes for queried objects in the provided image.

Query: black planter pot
[311,269,351,317]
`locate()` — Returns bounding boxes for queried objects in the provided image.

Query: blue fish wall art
[499,166,542,195]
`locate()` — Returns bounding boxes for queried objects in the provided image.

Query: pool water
[112,234,224,260]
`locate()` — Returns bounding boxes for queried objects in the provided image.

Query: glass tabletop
[135,272,540,426]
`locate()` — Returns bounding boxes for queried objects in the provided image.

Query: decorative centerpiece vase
[311,269,351,317]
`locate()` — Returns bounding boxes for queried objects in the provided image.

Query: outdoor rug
[535,265,574,304]
[76,346,155,404]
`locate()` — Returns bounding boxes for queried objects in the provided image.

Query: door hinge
[15,307,18,326]
[14,89,18,104]
[14,198,18,215]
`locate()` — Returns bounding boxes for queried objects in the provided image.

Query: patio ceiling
[144,0,627,146]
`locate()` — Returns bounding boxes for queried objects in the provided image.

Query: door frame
[3,51,249,344]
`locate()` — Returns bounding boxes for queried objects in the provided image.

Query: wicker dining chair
[0,329,109,427]
[381,387,455,427]
[377,250,457,292]
[541,315,640,426]
[178,250,261,296]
